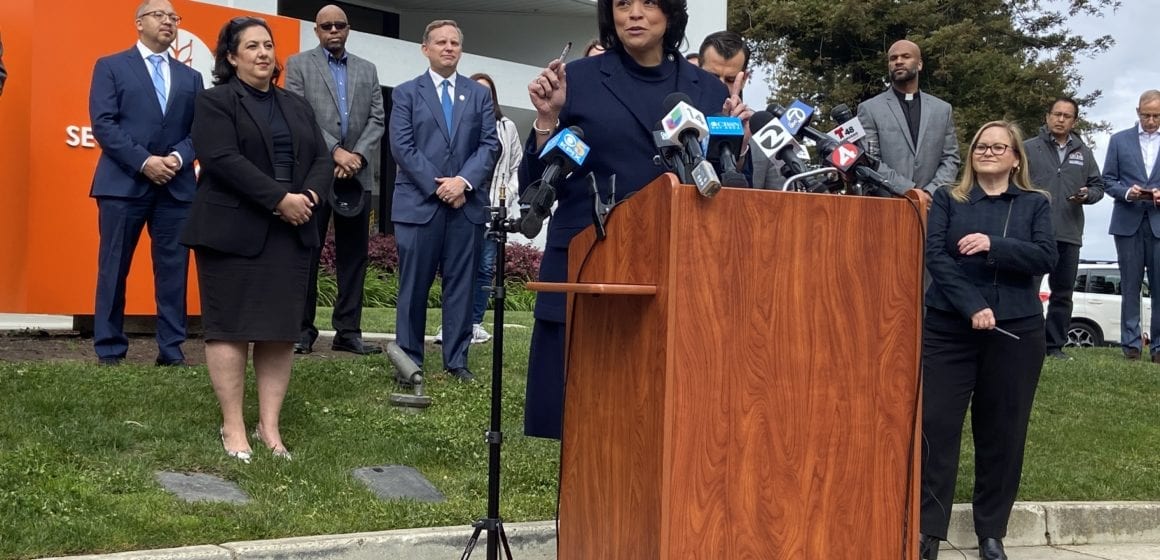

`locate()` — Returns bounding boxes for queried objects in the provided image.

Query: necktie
[148,54,167,115]
[441,79,453,135]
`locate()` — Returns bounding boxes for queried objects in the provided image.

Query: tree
[731,0,1118,147]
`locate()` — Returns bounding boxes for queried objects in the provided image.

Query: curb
[944,501,1160,550]
[40,502,1160,559]
[40,521,558,560]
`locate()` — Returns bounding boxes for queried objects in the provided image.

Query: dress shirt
[326,50,350,141]
[429,68,456,105]
[1138,123,1160,174]
[135,41,182,170]
[425,68,472,191]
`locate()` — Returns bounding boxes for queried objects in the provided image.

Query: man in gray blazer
[857,40,960,205]
[285,4,385,355]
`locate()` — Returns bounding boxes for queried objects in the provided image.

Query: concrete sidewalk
[39,502,1160,559]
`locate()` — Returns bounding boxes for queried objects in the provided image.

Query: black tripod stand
[460,194,517,560]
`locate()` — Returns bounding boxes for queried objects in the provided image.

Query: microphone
[706,116,748,187]
[516,126,590,238]
[828,103,880,170]
[778,100,816,138]
[769,102,839,154]
[652,123,688,184]
[827,104,867,144]
[660,92,721,197]
[826,141,907,197]
[750,111,805,175]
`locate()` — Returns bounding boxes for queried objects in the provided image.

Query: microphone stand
[460,189,515,560]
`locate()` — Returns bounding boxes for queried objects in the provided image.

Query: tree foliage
[731,0,1118,147]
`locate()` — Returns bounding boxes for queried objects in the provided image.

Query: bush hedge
[316,233,543,312]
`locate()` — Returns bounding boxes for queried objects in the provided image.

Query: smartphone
[557,41,572,63]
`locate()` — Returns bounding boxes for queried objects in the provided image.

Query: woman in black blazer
[919,121,1057,560]
[181,17,331,463]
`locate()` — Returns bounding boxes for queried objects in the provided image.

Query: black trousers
[301,190,370,343]
[920,308,1045,540]
[1042,241,1081,353]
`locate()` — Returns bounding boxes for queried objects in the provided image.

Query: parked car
[1039,260,1150,347]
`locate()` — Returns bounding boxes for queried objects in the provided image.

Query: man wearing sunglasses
[87,0,203,366]
[285,4,386,356]
[1104,90,1160,363]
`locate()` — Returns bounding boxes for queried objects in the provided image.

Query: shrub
[504,242,543,281]
[314,233,544,309]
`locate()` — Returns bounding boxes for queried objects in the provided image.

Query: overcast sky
[743,2,1156,261]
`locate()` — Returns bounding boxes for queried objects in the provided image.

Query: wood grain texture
[555,177,924,560]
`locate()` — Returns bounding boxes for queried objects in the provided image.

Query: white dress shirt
[1138,123,1160,174]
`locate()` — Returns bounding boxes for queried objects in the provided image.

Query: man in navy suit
[88,0,203,366]
[1104,89,1160,362]
[389,19,498,381]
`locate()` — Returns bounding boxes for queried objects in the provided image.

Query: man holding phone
[1104,90,1160,362]
[1024,96,1104,361]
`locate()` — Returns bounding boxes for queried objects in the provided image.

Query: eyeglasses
[1138,112,1160,121]
[973,143,1010,156]
[319,21,349,31]
[1048,111,1075,120]
[141,10,181,24]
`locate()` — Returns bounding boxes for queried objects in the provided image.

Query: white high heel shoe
[252,426,292,460]
[220,426,252,464]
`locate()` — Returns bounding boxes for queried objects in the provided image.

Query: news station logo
[663,105,685,130]
[66,29,213,149]
[558,129,590,164]
[706,117,744,135]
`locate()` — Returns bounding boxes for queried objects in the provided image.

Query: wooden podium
[530,174,924,559]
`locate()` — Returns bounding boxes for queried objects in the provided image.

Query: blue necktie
[441,79,453,135]
[148,54,167,115]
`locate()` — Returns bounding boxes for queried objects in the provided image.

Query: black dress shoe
[978,537,1006,560]
[332,337,383,355]
[97,356,123,366]
[155,358,188,367]
[293,341,313,354]
[919,533,940,560]
[445,367,475,382]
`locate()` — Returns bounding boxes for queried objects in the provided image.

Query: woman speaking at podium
[520,0,729,440]
[919,121,1057,560]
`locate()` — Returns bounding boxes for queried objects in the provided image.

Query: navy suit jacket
[521,50,729,322]
[389,72,499,225]
[89,46,203,201]
[1103,126,1160,237]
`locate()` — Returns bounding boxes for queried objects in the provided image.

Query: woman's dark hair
[212,16,282,86]
[468,73,504,121]
[597,0,688,55]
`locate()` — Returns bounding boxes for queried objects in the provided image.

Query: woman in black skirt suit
[181,17,331,462]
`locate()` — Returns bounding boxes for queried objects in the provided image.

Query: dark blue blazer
[389,72,499,225]
[521,50,729,322]
[88,46,203,201]
[1103,126,1160,237]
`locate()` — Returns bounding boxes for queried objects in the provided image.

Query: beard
[891,67,918,85]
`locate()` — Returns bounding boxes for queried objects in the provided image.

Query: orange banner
[0,0,301,314]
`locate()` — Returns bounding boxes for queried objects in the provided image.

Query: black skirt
[194,220,311,342]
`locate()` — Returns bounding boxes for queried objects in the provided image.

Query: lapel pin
[459,94,465,101]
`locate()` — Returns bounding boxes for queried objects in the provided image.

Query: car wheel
[1066,321,1102,348]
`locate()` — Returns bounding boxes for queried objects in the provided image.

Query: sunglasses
[319,21,349,32]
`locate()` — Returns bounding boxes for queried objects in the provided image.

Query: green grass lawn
[0,316,1158,559]
[0,309,554,559]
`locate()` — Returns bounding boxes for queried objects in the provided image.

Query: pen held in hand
[993,326,1020,340]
